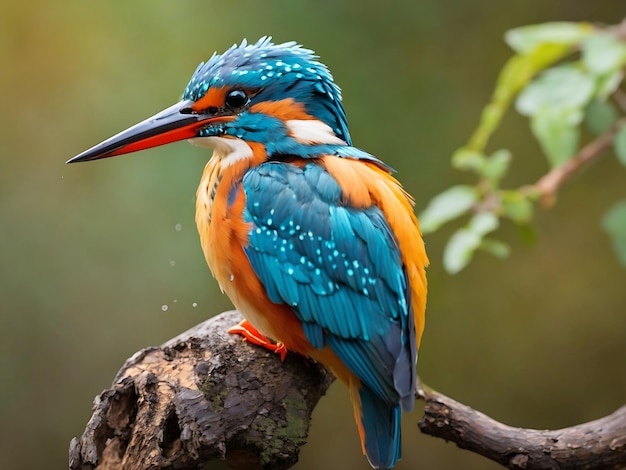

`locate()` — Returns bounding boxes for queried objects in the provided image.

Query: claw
[228,319,288,361]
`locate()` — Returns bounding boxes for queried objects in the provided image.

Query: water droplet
[169,260,176,267]
[161,305,169,312]
[175,224,182,231]
[173,299,178,303]
[229,274,235,282]
[192,302,198,308]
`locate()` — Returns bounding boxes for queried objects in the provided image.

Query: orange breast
[195,147,313,355]
[195,150,427,359]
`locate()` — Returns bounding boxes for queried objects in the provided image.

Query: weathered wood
[69,310,334,470]
[417,382,626,469]
[70,310,626,469]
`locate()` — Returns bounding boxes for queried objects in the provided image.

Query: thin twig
[525,117,626,207]
[614,89,626,113]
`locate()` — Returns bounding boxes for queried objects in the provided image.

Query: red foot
[228,319,288,361]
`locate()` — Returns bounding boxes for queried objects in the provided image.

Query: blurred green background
[2,1,625,469]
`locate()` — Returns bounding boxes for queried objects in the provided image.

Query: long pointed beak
[67,100,218,163]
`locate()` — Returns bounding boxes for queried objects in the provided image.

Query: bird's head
[68,38,352,164]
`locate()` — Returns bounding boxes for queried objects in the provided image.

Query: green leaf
[582,33,626,76]
[469,211,499,235]
[452,148,486,172]
[585,99,618,135]
[443,213,499,274]
[614,123,626,167]
[602,200,626,267]
[516,65,595,117]
[466,43,573,153]
[479,238,511,259]
[505,22,593,53]
[530,106,581,167]
[444,228,480,274]
[596,70,623,100]
[502,191,534,223]
[482,149,512,186]
[419,185,479,234]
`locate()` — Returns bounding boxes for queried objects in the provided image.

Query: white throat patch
[189,136,253,166]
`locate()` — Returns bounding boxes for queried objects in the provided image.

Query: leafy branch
[420,18,626,273]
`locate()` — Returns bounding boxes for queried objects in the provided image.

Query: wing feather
[242,160,415,407]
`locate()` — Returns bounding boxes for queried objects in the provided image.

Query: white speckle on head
[189,136,254,167]
[286,119,346,145]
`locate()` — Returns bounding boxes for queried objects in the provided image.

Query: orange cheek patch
[191,86,228,112]
[250,99,315,121]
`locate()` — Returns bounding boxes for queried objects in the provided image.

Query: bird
[68,37,428,469]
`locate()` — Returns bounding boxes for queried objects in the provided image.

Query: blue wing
[242,160,416,409]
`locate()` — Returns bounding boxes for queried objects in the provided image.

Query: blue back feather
[242,161,417,410]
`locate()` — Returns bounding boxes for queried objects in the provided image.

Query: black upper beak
[67,100,216,163]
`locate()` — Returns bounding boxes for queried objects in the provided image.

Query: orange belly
[195,152,313,355]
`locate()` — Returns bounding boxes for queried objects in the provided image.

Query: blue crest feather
[183,37,352,144]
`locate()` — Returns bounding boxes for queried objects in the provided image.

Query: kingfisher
[68,37,428,469]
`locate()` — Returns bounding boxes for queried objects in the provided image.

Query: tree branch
[527,117,626,207]
[70,311,626,469]
[69,310,334,470]
[417,382,626,469]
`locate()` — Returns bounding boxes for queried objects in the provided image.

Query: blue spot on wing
[243,161,416,407]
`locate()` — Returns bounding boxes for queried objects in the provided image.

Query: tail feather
[357,386,402,469]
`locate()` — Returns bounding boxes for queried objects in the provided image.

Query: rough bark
[69,310,334,470]
[70,311,626,469]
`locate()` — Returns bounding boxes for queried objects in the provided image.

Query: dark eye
[225,89,248,109]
